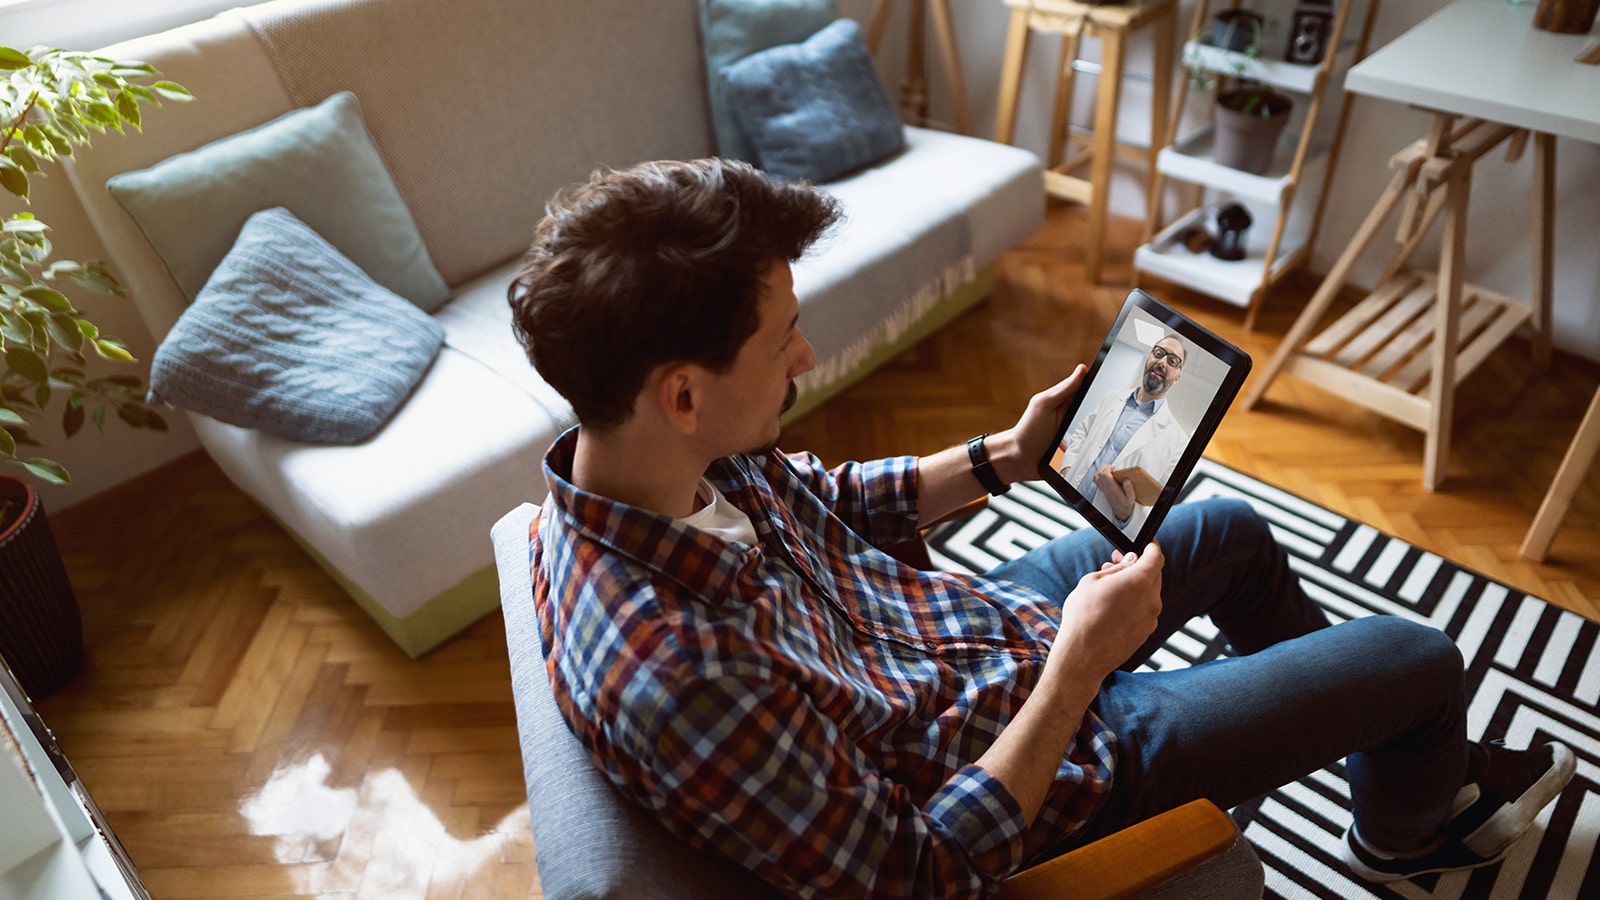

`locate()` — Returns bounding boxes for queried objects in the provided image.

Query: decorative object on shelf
[1178,223,1212,253]
[0,474,79,700]
[1211,8,1264,51]
[1,45,191,486]
[1209,202,1252,260]
[1213,87,1292,174]
[1534,0,1599,33]
[1285,1,1334,64]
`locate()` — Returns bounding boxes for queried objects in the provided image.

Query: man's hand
[1093,464,1138,521]
[971,542,1164,827]
[1051,543,1164,691]
[983,365,1087,485]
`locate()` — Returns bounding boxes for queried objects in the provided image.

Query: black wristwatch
[966,434,1010,496]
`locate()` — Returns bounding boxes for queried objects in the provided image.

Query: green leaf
[47,313,85,352]
[0,164,28,200]
[5,146,40,173]
[91,407,104,429]
[94,339,133,362]
[62,396,84,438]
[3,216,49,235]
[34,381,49,409]
[115,403,145,427]
[20,457,70,485]
[21,285,71,309]
[0,427,14,457]
[115,91,140,129]
[0,408,25,427]
[151,81,193,101]
[0,47,32,70]
[144,408,167,432]
[4,347,48,382]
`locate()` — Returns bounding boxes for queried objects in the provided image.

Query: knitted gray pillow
[148,207,445,444]
[720,18,904,183]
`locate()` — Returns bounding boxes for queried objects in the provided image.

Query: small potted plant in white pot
[2,44,189,698]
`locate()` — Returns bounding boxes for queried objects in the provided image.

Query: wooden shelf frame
[1134,0,1381,328]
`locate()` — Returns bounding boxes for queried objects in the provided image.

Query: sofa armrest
[997,799,1240,900]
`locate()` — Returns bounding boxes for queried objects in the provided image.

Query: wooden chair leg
[1424,165,1471,492]
[994,9,1032,144]
[1085,25,1124,284]
[929,0,973,135]
[1047,25,1083,170]
[1521,387,1600,561]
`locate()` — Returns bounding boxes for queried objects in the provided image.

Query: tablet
[1036,289,1251,554]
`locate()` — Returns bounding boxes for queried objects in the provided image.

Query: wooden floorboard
[35,201,1599,897]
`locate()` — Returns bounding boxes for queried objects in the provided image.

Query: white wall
[7,0,1598,512]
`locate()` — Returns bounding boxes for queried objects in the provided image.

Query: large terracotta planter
[1213,88,1293,175]
[0,473,82,699]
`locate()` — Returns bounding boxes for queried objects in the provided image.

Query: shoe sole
[1340,834,1508,883]
[1461,741,1578,857]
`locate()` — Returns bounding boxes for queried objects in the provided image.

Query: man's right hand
[1051,543,1165,690]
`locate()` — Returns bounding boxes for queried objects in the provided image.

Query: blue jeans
[987,498,1468,853]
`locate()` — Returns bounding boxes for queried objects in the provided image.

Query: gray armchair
[493,503,1263,898]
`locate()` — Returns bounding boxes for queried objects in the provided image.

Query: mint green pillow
[107,91,450,312]
[699,0,839,162]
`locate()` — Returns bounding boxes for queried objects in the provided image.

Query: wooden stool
[993,0,1177,283]
[866,0,974,135]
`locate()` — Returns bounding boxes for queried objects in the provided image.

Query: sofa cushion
[244,0,715,288]
[721,18,904,183]
[107,90,450,312]
[148,207,445,444]
[790,127,1043,398]
[193,345,561,622]
[431,259,575,427]
[699,0,838,163]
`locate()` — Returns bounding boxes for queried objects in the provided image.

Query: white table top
[1346,0,1600,144]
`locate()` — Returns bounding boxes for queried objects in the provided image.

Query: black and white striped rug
[925,460,1600,899]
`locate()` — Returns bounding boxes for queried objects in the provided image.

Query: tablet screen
[1035,290,1251,553]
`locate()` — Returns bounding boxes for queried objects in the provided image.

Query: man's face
[1142,338,1185,398]
[707,260,816,454]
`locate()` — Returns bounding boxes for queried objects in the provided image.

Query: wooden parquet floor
[35,201,1600,898]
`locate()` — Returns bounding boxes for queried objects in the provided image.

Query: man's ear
[651,363,701,435]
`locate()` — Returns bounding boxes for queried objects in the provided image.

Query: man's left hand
[983,365,1087,485]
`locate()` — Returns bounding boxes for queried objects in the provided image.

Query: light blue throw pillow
[700,0,839,162]
[148,208,445,445]
[108,91,451,312]
[721,18,905,183]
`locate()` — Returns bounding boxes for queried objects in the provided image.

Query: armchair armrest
[997,799,1240,900]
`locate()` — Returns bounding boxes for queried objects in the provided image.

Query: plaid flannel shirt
[532,428,1116,898]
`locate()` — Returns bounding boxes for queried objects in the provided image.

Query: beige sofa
[65,0,1045,656]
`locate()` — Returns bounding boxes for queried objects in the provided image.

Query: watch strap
[966,434,1010,496]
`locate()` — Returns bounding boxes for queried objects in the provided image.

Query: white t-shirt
[677,478,758,545]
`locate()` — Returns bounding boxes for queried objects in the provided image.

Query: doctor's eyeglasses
[1150,346,1185,368]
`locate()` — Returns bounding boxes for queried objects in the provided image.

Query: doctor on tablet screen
[1058,334,1191,534]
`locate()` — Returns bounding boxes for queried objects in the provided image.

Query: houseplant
[1188,10,1293,176]
[2,44,189,697]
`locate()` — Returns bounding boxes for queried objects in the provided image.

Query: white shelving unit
[1134,0,1381,329]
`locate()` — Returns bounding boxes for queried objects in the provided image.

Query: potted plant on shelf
[2,44,190,698]
[1189,9,1293,176]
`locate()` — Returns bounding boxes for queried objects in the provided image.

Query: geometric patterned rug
[925,459,1600,899]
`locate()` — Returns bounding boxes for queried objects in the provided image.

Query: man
[1058,336,1190,531]
[508,158,1574,899]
